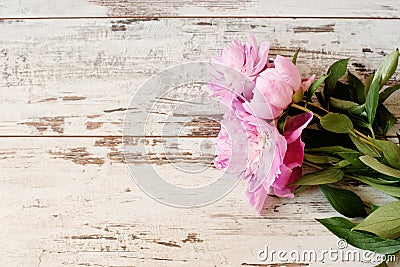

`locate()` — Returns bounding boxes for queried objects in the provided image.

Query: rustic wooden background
[0,1,399,266]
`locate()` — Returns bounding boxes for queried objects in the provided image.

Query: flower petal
[246,185,267,214]
[274,55,302,92]
[301,74,316,92]
[273,166,302,197]
[284,137,305,169]
[284,112,313,144]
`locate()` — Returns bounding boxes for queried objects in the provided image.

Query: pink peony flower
[211,35,315,213]
[246,112,313,213]
[210,34,315,118]
[215,100,276,187]
[209,34,271,106]
[244,55,316,119]
[214,98,313,213]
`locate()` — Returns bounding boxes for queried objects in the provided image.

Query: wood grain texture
[0,18,399,137]
[0,0,399,18]
[1,3,400,266]
[0,137,396,266]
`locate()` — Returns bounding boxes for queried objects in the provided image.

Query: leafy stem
[289,103,380,151]
[302,100,376,140]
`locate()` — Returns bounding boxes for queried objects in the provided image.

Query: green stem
[301,100,329,113]
[349,131,380,151]
[303,160,323,170]
[290,103,322,119]
[367,124,376,139]
[354,129,370,140]
[301,100,377,141]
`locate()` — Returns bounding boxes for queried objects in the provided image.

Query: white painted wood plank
[0,137,395,266]
[0,18,399,137]
[0,0,399,18]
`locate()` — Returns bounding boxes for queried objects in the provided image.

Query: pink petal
[274,55,302,92]
[275,130,288,161]
[301,74,316,92]
[253,41,270,75]
[284,112,313,143]
[248,143,279,192]
[245,34,258,65]
[284,137,305,169]
[246,73,293,119]
[271,164,293,197]
[273,166,302,197]
[243,97,275,120]
[246,185,267,214]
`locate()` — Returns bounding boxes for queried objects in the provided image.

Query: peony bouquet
[210,34,400,265]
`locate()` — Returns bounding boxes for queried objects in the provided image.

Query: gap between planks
[1,16,400,21]
[0,135,398,138]
[0,135,216,138]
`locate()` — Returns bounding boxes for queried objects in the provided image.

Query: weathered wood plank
[0,137,395,266]
[0,18,399,137]
[0,0,399,18]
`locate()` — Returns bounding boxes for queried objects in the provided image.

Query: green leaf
[304,154,340,164]
[349,135,380,157]
[379,85,400,103]
[375,105,397,135]
[364,73,374,94]
[324,58,349,102]
[320,113,354,134]
[353,176,400,197]
[366,50,400,125]
[352,118,371,130]
[367,183,400,198]
[349,104,365,116]
[370,139,400,170]
[355,175,399,185]
[365,75,381,124]
[336,159,351,168]
[291,167,344,185]
[307,73,330,101]
[317,217,400,255]
[292,49,300,65]
[374,49,399,88]
[335,151,364,167]
[320,185,367,217]
[359,155,400,179]
[330,97,359,111]
[353,201,400,239]
[347,71,366,103]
